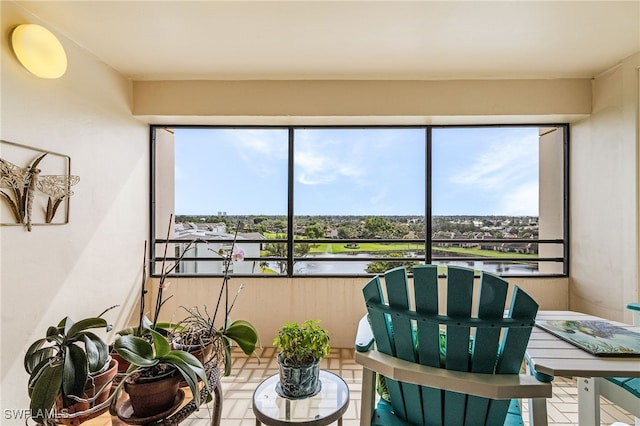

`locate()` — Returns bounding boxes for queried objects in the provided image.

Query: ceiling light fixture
[11,24,67,79]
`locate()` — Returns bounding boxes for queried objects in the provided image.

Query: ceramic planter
[276,353,321,399]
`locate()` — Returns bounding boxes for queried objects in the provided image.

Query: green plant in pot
[112,328,210,419]
[24,307,118,425]
[169,220,259,377]
[273,319,330,399]
[170,305,259,376]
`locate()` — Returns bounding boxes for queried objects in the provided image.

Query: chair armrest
[355,315,375,352]
[627,302,640,326]
[355,348,552,400]
[626,302,640,312]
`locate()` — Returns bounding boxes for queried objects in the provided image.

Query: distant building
[174,223,261,274]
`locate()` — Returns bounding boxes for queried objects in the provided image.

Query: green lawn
[262,233,536,259]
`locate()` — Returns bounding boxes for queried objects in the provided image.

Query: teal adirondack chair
[355,265,552,426]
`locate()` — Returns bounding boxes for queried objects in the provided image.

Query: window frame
[150,124,569,279]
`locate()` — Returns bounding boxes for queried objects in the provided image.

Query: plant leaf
[113,335,157,367]
[29,362,64,422]
[59,316,73,334]
[25,347,56,375]
[166,350,207,383]
[221,336,232,376]
[150,328,170,357]
[28,357,62,395]
[24,339,47,373]
[62,344,88,406]
[155,321,184,334]
[115,326,140,336]
[67,317,108,339]
[161,351,207,407]
[223,320,259,355]
[82,332,108,373]
[46,326,60,337]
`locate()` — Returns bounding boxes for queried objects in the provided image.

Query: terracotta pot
[55,358,119,425]
[110,351,131,374]
[124,369,181,418]
[171,339,215,366]
[85,358,119,406]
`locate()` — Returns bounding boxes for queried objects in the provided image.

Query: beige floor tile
[85,349,635,426]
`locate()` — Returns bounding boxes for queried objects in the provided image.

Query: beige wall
[134,79,591,123]
[1,2,149,414]
[570,53,640,323]
[148,275,568,349]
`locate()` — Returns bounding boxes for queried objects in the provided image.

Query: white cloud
[294,140,365,185]
[451,135,537,192]
[236,131,287,158]
[498,181,539,215]
[231,130,288,178]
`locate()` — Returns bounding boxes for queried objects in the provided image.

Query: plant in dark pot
[24,307,118,425]
[273,320,330,399]
[112,328,210,420]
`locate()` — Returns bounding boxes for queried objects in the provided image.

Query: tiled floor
[92,347,635,425]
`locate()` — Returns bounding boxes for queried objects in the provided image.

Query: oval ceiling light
[11,24,67,79]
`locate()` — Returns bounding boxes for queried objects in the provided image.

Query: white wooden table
[526,311,640,426]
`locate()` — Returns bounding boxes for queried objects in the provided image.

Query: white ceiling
[14,1,640,81]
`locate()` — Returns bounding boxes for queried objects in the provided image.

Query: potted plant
[170,305,258,376]
[166,219,259,378]
[273,319,330,399]
[24,307,118,425]
[112,328,210,419]
[110,224,197,375]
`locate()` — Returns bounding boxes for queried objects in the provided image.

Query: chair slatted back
[363,265,539,426]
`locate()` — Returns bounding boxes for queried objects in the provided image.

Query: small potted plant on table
[273,319,330,399]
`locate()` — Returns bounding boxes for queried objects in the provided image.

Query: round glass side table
[252,370,350,425]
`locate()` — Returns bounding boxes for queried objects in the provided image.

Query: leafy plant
[23,307,117,424]
[168,220,260,375]
[273,320,330,366]
[170,305,259,376]
[119,217,259,378]
[113,328,210,407]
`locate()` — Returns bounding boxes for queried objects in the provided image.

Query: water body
[289,253,538,275]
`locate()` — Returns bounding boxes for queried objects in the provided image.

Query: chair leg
[528,397,549,426]
[360,367,376,426]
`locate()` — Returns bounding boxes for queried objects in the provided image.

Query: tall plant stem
[212,222,240,333]
[138,241,147,336]
[153,213,173,330]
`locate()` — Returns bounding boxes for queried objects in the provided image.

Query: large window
[151,125,568,278]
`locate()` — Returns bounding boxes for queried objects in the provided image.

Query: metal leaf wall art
[0,140,79,231]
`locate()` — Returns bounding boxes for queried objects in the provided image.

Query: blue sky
[174,127,539,216]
